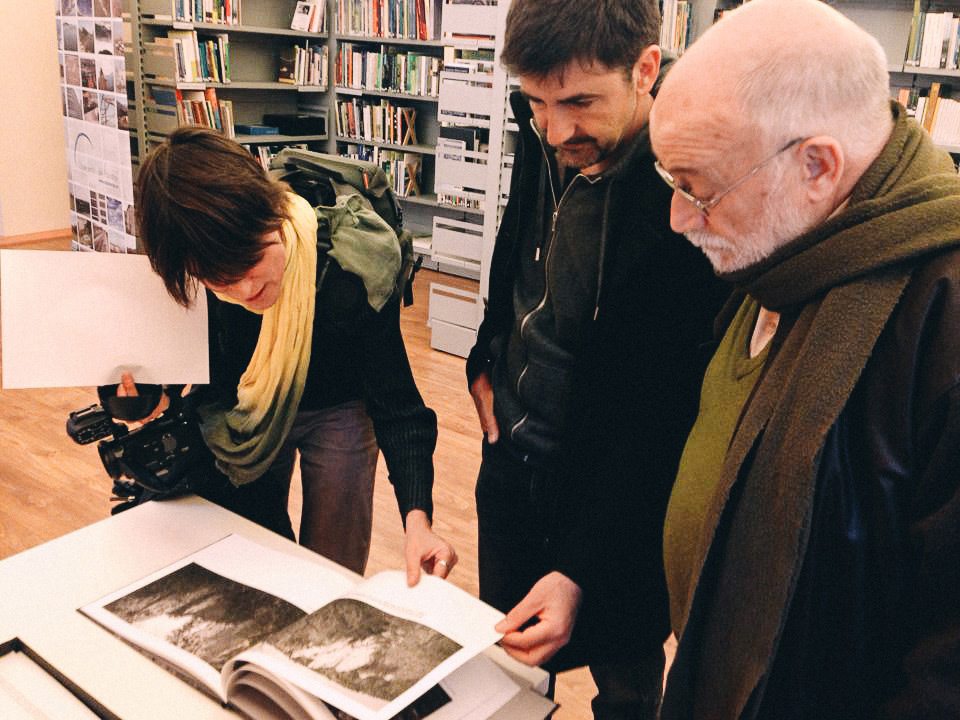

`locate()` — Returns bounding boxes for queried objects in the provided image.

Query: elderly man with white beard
[649,0,960,718]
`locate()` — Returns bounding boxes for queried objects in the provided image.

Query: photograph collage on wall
[56,0,137,253]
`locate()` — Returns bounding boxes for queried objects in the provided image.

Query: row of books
[907,82,960,147]
[163,29,230,83]
[171,0,241,24]
[245,142,310,171]
[660,0,693,54]
[291,1,327,33]
[279,44,329,87]
[336,0,442,41]
[905,9,960,69]
[149,86,235,137]
[436,189,484,211]
[340,144,423,197]
[335,97,419,145]
[336,43,442,97]
[924,96,960,146]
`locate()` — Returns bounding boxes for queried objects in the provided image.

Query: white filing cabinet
[427,281,483,357]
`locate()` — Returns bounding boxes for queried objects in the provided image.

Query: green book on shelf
[906,0,922,65]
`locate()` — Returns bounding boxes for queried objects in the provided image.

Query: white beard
[685,162,814,274]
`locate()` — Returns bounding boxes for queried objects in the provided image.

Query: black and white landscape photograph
[267,598,462,710]
[104,563,307,671]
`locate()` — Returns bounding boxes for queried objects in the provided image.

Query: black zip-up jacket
[466,86,730,663]
[205,255,437,521]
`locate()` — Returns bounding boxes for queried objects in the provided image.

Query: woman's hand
[116,373,169,423]
[402,509,458,586]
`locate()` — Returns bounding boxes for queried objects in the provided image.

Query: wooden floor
[0,239,599,718]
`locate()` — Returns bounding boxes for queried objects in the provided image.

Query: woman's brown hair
[134,126,290,306]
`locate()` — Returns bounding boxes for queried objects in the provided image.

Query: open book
[79,535,550,720]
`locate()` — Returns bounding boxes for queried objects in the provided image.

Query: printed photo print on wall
[56,0,137,253]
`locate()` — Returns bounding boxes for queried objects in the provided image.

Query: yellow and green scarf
[199,192,318,486]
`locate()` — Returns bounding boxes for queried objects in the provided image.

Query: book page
[79,535,357,700]
[79,536,513,720]
[225,653,520,720]
[226,571,504,720]
[228,669,333,720]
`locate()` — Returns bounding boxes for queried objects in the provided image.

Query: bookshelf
[479,1,512,297]
[431,0,960,353]
[428,0,503,283]
[125,6,148,178]
[328,0,501,259]
[118,0,958,354]
[122,0,520,355]
[332,31,444,206]
[682,0,960,156]
[841,0,960,151]
[425,0,510,354]
[131,0,333,170]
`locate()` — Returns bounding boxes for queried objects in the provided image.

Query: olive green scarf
[199,192,318,486]
[663,103,960,719]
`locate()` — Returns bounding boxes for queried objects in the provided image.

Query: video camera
[66,383,214,513]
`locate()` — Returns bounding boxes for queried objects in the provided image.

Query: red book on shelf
[203,87,222,131]
[416,0,427,41]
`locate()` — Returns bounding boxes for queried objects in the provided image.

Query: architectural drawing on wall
[56,0,137,252]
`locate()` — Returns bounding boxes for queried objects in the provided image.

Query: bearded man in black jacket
[464,1,728,717]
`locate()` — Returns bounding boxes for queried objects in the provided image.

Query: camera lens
[98,438,126,480]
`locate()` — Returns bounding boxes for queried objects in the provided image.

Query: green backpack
[269,147,421,307]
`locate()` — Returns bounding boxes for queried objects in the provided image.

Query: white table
[0,497,547,719]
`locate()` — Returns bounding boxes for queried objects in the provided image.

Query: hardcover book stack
[339,144,424,198]
[908,82,960,148]
[278,44,329,87]
[149,86,235,136]
[161,29,231,83]
[660,0,692,54]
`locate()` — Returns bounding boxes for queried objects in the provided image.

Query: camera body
[67,386,215,512]
[65,403,117,445]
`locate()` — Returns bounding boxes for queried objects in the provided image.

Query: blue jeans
[200,400,379,574]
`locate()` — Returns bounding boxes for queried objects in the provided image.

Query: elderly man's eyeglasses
[653,137,807,217]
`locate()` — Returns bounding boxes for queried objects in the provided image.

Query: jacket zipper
[511,120,600,442]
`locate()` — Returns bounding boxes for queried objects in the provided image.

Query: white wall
[0,4,70,238]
